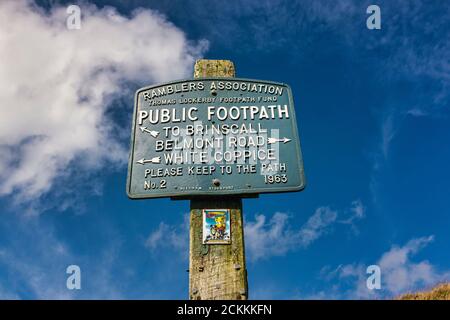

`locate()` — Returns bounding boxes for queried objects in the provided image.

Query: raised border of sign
[126,77,306,199]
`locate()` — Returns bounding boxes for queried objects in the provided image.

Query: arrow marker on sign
[268,137,291,144]
[140,126,159,138]
[136,156,161,165]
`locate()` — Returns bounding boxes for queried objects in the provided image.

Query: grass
[397,283,450,300]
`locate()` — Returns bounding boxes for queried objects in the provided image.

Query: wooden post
[189,60,248,300]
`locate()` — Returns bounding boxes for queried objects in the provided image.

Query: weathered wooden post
[127,59,305,301]
[189,59,247,300]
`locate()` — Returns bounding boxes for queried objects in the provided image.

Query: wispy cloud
[0,0,207,212]
[141,201,365,263]
[339,199,365,224]
[338,199,366,234]
[245,200,364,261]
[0,215,125,299]
[381,114,396,160]
[145,214,189,260]
[406,108,428,117]
[361,2,449,202]
[244,208,336,262]
[319,235,450,299]
[377,236,445,295]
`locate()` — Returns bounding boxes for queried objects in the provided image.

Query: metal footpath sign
[126,78,305,199]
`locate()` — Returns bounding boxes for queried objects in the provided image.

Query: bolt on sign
[126,78,306,199]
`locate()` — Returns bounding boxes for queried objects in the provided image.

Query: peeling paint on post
[189,60,248,300]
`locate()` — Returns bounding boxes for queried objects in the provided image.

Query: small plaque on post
[202,209,231,244]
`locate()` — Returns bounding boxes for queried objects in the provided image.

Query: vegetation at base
[397,283,450,300]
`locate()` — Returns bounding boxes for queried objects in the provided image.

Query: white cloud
[144,214,189,259]
[381,114,395,160]
[141,201,364,264]
[338,199,365,234]
[0,217,124,299]
[362,2,449,202]
[297,206,338,246]
[370,112,396,199]
[244,200,366,262]
[377,235,443,295]
[146,209,335,262]
[244,212,291,261]
[245,206,338,261]
[0,0,207,207]
[407,108,428,117]
[321,235,450,299]
[348,200,365,221]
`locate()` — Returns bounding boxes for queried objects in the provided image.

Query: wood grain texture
[189,60,247,300]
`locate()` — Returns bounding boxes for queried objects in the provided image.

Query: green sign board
[126,78,305,199]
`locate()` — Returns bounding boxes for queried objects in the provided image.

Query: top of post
[194,59,235,79]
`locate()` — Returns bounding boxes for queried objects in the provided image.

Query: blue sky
[0,0,449,299]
